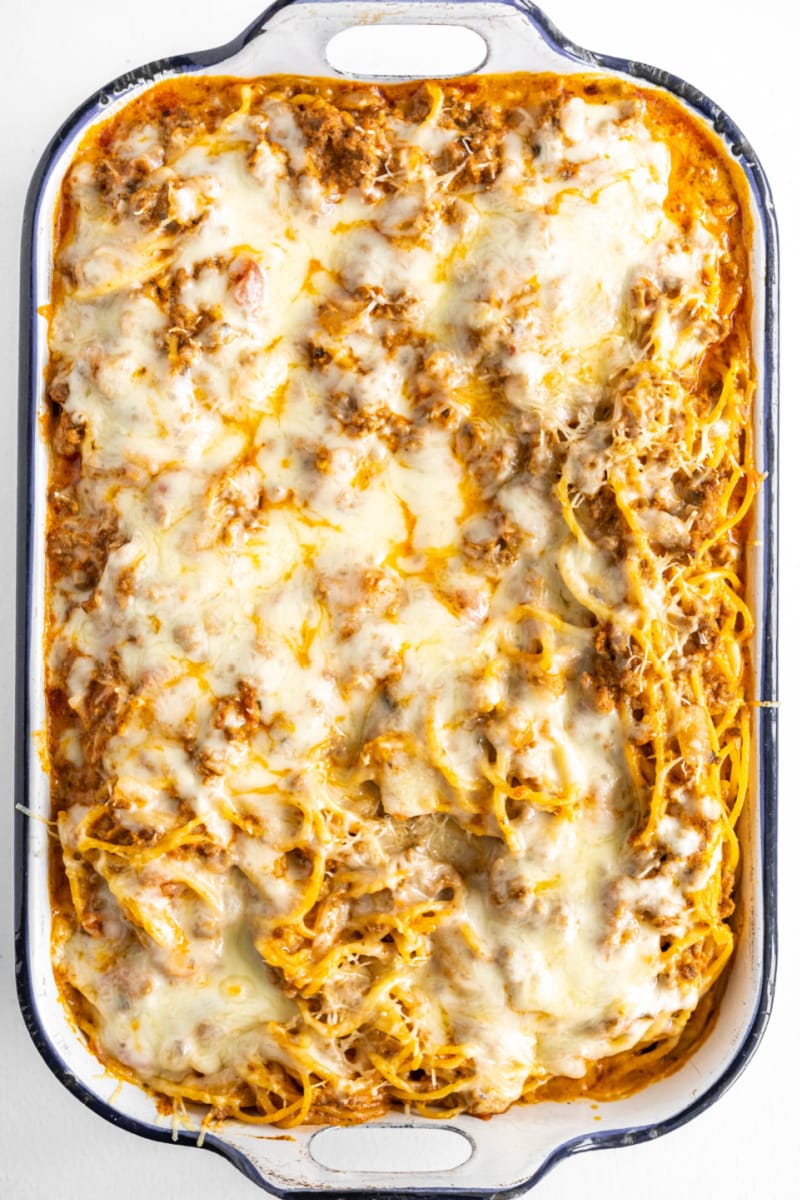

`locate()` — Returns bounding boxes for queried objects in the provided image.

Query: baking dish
[15,0,778,1194]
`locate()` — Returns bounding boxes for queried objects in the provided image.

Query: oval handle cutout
[325,25,488,78]
[309,1125,474,1173]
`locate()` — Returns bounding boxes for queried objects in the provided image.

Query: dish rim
[15,1,779,1195]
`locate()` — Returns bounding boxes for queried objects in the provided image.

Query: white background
[0,1,795,1196]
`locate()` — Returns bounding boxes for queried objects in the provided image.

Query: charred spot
[634,1042,659,1057]
[307,341,332,367]
[593,399,614,422]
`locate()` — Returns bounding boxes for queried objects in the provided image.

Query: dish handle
[213,0,593,82]
[213,1109,586,1197]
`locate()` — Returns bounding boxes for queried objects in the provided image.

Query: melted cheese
[65,915,296,1079]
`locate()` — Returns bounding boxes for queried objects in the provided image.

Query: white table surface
[1,1,795,1196]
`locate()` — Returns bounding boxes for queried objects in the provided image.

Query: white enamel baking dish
[16,2,778,1195]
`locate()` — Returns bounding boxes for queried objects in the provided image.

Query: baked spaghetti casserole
[44,72,756,1125]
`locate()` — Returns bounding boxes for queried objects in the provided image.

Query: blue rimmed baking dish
[16,1,778,1194]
